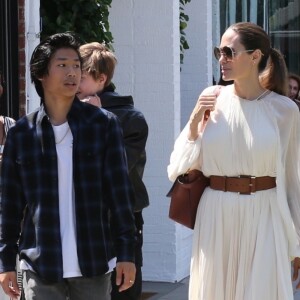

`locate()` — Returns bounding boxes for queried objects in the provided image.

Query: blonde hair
[79,42,117,87]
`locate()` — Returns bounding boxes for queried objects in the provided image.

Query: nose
[67,66,77,77]
[219,54,228,63]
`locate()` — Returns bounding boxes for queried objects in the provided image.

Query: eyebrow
[55,57,81,62]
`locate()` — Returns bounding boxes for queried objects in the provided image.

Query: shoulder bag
[166,169,209,229]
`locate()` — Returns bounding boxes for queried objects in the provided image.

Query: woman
[0,69,15,158]
[168,22,300,300]
[0,69,15,176]
[0,70,16,300]
[288,73,300,109]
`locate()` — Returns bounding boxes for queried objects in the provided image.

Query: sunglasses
[214,46,254,61]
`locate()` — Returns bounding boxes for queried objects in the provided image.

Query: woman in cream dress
[168,22,300,300]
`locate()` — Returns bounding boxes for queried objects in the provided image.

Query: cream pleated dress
[168,84,300,300]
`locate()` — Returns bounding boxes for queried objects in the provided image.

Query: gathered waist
[209,175,276,195]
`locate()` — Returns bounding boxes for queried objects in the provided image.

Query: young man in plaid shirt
[0,32,136,300]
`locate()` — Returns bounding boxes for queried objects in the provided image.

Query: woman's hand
[293,257,300,289]
[188,86,223,141]
[188,93,217,141]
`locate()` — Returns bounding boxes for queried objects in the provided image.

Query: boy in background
[77,42,149,300]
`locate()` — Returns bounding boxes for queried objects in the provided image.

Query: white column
[180,0,214,127]
[25,0,40,113]
[109,0,189,282]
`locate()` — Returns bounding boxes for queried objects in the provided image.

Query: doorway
[0,0,20,119]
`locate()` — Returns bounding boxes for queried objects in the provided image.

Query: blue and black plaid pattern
[0,99,135,283]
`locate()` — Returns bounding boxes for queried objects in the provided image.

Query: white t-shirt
[21,121,116,276]
[54,122,82,278]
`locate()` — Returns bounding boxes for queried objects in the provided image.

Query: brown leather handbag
[166,169,209,229]
[167,87,223,229]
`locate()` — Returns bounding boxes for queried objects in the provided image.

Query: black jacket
[99,85,149,211]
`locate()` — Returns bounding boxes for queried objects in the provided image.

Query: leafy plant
[40,0,113,47]
[180,0,191,64]
[41,0,190,64]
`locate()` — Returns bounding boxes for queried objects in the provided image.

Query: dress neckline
[231,86,271,102]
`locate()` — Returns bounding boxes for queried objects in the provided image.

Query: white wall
[180,0,214,126]
[25,0,40,113]
[109,0,191,282]
[109,0,212,282]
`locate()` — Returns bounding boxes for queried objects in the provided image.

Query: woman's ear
[252,49,263,62]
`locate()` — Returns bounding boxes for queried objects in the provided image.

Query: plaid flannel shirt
[0,98,135,283]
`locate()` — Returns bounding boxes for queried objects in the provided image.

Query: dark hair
[30,32,83,99]
[0,67,4,86]
[228,22,288,96]
[289,73,300,90]
[0,67,4,99]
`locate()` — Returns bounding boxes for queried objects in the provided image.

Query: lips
[64,82,77,86]
[221,67,229,71]
[221,68,230,73]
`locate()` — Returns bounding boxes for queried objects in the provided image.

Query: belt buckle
[238,175,256,195]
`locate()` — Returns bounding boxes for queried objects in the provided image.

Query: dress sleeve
[167,122,203,182]
[285,105,300,239]
[167,85,220,182]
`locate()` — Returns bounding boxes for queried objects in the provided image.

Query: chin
[222,75,233,81]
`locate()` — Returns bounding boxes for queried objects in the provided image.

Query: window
[269,0,300,74]
[214,0,300,81]
[0,0,19,119]
[220,0,265,33]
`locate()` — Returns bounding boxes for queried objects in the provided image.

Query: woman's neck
[233,81,266,101]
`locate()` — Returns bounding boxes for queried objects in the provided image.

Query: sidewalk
[142,276,300,300]
[141,277,189,300]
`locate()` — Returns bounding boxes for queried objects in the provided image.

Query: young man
[0,33,136,300]
[77,42,149,300]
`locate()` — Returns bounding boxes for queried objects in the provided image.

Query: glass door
[0,0,19,119]
[268,0,300,74]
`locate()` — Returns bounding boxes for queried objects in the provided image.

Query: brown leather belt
[210,175,276,195]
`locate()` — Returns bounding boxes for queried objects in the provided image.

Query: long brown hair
[229,22,288,96]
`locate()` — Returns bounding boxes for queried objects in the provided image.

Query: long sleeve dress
[167,84,300,300]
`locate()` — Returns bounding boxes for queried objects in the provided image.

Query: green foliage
[41,0,190,65]
[40,0,113,47]
[180,0,191,64]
